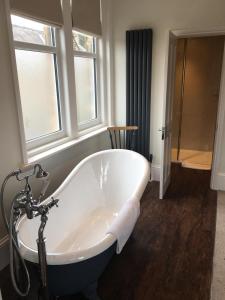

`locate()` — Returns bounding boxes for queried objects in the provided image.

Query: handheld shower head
[36,168,49,179]
[34,164,49,179]
[17,164,49,181]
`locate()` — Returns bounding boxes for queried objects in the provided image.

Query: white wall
[111,0,225,166]
[0,0,110,243]
[0,0,23,239]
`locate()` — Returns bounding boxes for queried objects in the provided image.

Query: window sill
[27,126,108,164]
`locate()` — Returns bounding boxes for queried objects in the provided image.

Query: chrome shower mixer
[0,163,59,300]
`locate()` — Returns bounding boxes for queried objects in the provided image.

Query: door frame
[162,27,225,194]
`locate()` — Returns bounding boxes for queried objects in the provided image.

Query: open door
[159,33,177,199]
[211,40,225,190]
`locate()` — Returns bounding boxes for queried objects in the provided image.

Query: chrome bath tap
[0,163,59,300]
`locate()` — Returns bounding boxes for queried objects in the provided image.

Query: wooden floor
[0,164,217,300]
[172,148,212,170]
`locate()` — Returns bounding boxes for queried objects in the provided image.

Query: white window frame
[12,23,67,151]
[73,31,102,132]
[4,0,110,164]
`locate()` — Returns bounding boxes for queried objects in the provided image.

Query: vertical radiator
[126,29,152,159]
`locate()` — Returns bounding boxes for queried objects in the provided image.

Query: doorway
[160,30,225,199]
[171,36,224,170]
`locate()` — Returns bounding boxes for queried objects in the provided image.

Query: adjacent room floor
[172,148,213,170]
[0,164,217,300]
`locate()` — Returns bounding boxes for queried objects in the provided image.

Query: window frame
[73,31,102,132]
[5,0,109,164]
[12,19,67,151]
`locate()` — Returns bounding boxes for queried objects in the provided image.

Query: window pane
[11,15,53,46]
[72,31,94,53]
[74,57,97,124]
[15,50,61,141]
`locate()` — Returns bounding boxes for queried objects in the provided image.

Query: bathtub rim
[44,149,150,200]
[16,149,150,265]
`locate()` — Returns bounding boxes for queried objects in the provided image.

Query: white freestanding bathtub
[17,149,150,297]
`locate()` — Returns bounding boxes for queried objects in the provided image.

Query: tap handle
[34,197,59,218]
[47,197,59,209]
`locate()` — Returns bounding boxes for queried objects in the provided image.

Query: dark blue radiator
[126,29,152,160]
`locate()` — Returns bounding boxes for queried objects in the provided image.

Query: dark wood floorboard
[0,164,217,300]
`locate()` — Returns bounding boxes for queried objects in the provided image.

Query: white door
[159,33,177,199]
[211,41,225,190]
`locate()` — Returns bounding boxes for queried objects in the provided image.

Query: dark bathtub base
[28,242,116,299]
[81,281,101,300]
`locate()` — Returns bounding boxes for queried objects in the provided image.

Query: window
[73,31,101,130]
[9,6,106,162]
[11,15,65,147]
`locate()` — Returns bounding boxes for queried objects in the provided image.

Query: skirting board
[151,164,160,182]
[0,235,9,271]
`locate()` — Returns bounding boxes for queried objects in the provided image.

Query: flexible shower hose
[0,172,30,297]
